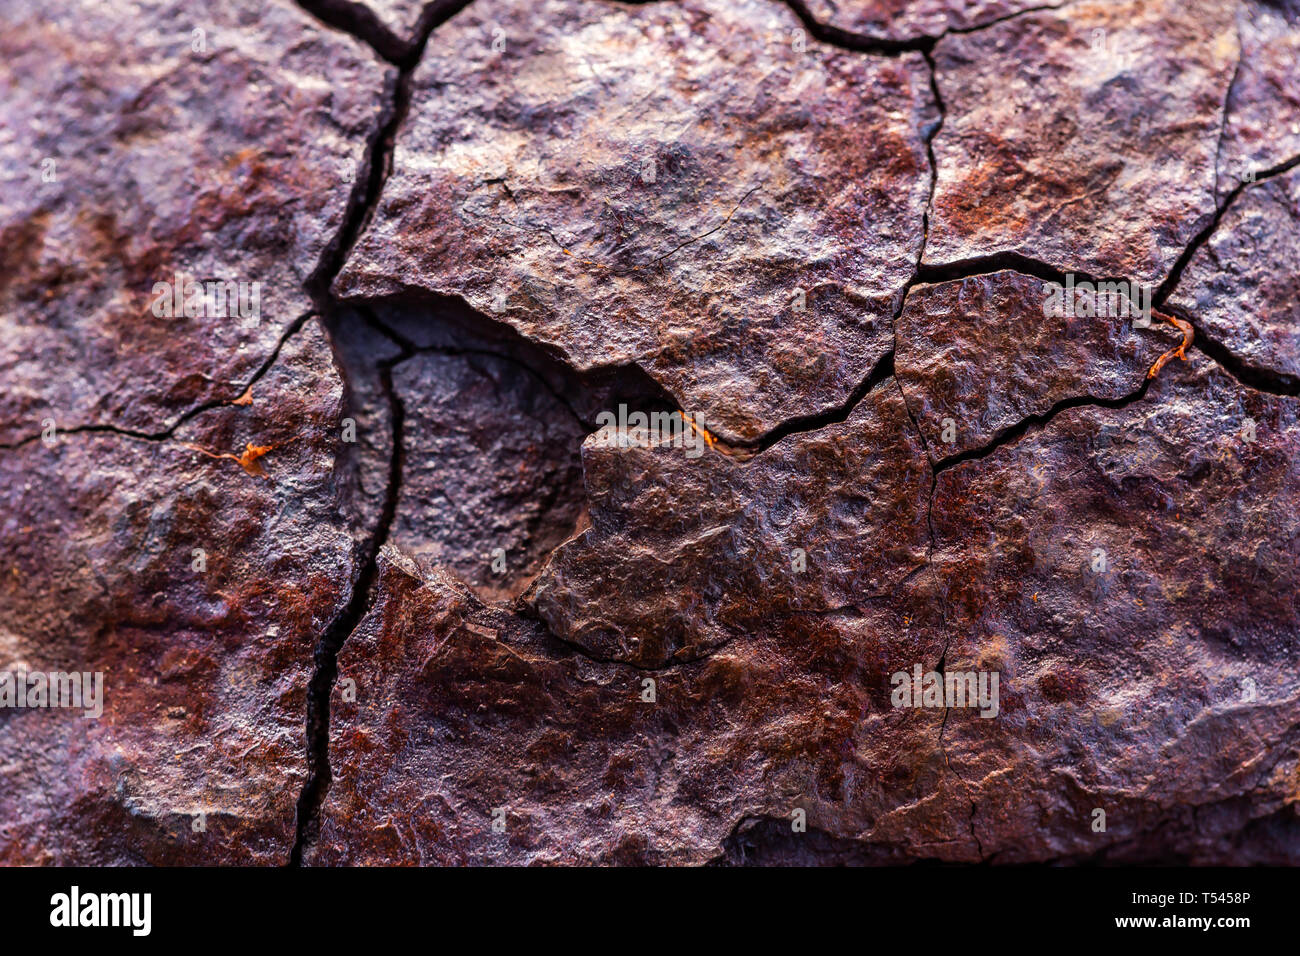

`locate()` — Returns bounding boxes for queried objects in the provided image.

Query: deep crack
[288,3,468,865]
[933,376,1155,474]
[1154,150,1300,306]
[283,0,1297,866]
[289,337,410,864]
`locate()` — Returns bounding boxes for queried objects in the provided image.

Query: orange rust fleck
[681,413,717,448]
[183,441,276,478]
[1146,311,1194,380]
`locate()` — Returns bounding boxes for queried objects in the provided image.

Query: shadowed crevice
[916,251,1134,288]
[289,3,472,865]
[1155,150,1300,305]
[285,0,1298,866]
[296,0,410,63]
[295,0,477,66]
[731,349,899,455]
[289,333,410,865]
[1162,305,1300,397]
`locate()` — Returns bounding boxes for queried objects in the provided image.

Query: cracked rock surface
[390,349,587,601]
[0,0,390,445]
[3,0,1299,866]
[1167,166,1300,384]
[335,0,937,444]
[1216,0,1300,198]
[932,357,1300,863]
[895,269,1175,459]
[307,548,958,865]
[0,320,359,863]
[926,0,1238,283]
[798,0,1050,42]
[530,381,931,668]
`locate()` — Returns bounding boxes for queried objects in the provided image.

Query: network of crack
[2,0,1296,867]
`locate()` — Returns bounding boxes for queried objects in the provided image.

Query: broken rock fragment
[1216,0,1300,197]
[926,0,1238,283]
[0,0,390,445]
[335,0,937,443]
[326,299,674,601]
[895,269,1175,459]
[528,383,931,668]
[931,357,1300,862]
[0,320,359,864]
[1166,166,1300,384]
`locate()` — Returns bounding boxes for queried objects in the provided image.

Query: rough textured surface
[335,0,937,443]
[307,549,958,865]
[1216,0,1300,197]
[926,0,1238,283]
[328,310,406,540]
[932,357,1300,863]
[1167,167,1300,382]
[5,0,1300,868]
[896,270,1176,458]
[0,0,390,445]
[307,356,1300,864]
[391,350,587,601]
[800,0,1052,41]
[0,321,358,864]
[327,299,669,601]
[530,384,930,667]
